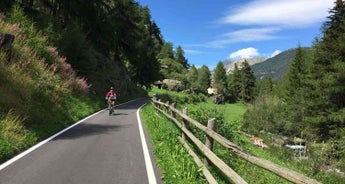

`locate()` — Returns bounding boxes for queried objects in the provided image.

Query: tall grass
[0,110,36,163]
[141,105,207,184]
[0,8,101,163]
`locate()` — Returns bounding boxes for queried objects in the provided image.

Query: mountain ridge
[223,57,267,74]
[223,47,310,80]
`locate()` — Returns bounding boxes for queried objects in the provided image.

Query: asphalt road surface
[0,98,162,184]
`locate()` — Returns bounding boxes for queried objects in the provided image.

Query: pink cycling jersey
[105,90,117,99]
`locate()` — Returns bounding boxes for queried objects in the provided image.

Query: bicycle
[107,97,116,116]
[105,87,117,116]
[109,102,115,116]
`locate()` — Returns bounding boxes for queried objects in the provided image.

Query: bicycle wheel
[109,107,113,116]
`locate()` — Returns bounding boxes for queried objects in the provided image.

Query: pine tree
[285,46,310,101]
[239,60,256,103]
[308,0,345,140]
[175,45,189,69]
[197,65,211,94]
[150,21,164,55]
[213,61,227,95]
[157,42,174,60]
[227,63,241,99]
[283,46,311,135]
[187,65,199,90]
[129,5,162,87]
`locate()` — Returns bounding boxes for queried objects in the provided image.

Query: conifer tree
[187,65,199,90]
[239,60,256,103]
[157,42,174,60]
[197,65,211,94]
[128,5,162,87]
[308,0,345,139]
[175,45,189,69]
[283,46,310,135]
[227,63,241,99]
[286,47,306,93]
[213,61,227,95]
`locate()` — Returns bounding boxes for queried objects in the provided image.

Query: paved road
[0,98,162,184]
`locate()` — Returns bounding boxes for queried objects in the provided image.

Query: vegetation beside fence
[141,104,207,184]
[151,97,321,184]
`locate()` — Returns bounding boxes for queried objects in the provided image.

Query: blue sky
[137,0,335,69]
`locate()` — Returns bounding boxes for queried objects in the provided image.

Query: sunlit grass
[0,110,36,162]
[141,104,207,184]
[144,88,342,183]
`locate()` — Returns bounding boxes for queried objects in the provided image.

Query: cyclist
[105,86,117,109]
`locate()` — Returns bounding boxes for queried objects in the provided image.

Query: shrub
[243,94,287,135]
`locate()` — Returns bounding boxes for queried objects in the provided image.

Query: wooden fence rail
[151,97,321,184]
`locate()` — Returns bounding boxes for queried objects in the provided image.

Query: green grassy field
[143,88,344,184]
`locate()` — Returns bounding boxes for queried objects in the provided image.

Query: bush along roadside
[141,104,207,184]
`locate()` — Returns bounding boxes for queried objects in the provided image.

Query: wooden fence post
[158,99,161,109]
[166,101,170,113]
[205,118,216,167]
[171,102,176,118]
[152,97,156,108]
[182,107,188,141]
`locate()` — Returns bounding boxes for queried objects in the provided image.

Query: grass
[185,101,246,122]
[144,88,345,183]
[175,103,293,183]
[0,12,103,163]
[148,87,246,122]
[0,110,37,162]
[141,104,207,184]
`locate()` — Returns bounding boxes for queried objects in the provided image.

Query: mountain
[223,57,267,74]
[223,47,310,80]
[251,47,310,80]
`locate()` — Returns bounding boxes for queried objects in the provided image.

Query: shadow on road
[52,98,149,141]
[114,98,149,110]
[53,123,131,140]
[110,113,128,116]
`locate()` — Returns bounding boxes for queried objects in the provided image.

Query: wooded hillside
[1,0,165,96]
[251,47,311,80]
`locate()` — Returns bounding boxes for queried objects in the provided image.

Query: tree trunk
[0,33,15,62]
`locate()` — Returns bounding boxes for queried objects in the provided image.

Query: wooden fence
[151,97,321,184]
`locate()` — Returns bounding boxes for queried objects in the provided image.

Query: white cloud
[271,50,281,57]
[206,27,279,48]
[186,0,333,51]
[184,49,202,54]
[223,27,279,42]
[220,0,333,28]
[229,47,259,59]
